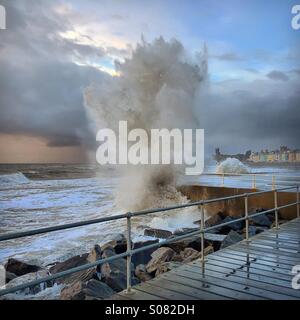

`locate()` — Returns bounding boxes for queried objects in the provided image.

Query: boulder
[144,228,173,239]
[221,230,244,249]
[102,233,127,254]
[60,279,115,300]
[5,271,17,283]
[50,245,101,284]
[250,212,272,227]
[135,264,153,282]
[5,269,51,295]
[173,228,198,236]
[131,239,159,266]
[49,253,89,275]
[166,235,202,253]
[219,216,244,232]
[5,258,41,277]
[146,247,176,274]
[180,247,201,263]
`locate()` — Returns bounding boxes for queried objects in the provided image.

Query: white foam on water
[216,158,250,174]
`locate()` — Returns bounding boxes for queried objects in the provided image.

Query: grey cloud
[266,70,289,81]
[198,79,300,155]
[210,52,242,61]
[0,0,109,150]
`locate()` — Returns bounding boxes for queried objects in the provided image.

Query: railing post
[272,175,276,190]
[244,194,250,242]
[200,203,206,269]
[252,174,256,189]
[221,174,225,187]
[274,190,279,230]
[126,212,132,293]
[297,186,300,219]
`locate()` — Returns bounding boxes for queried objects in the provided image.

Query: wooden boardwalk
[111,218,300,300]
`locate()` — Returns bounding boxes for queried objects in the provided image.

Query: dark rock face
[166,235,202,253]
[50,253,89,275]
[144,228,173,239]
[250,213,272,227]
[146,247,176,274]
[219,216,244,232]
[221,230,244,249]
[135,264,153,282]
[84,279,115,300]
[5,258,41,277]
[102,234,127,254]
[131,239,159,266]
[60,279,115,300]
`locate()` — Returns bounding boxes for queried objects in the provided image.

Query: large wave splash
[84,37,207,215]
[216,158,250,174]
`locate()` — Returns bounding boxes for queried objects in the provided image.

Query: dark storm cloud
[0,0,107,148]
[266,70,289,81]
[198,78,300,154]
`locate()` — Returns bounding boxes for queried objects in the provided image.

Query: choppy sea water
[0,163,300,266]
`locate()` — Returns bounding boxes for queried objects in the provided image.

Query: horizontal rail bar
[0,213,128,242]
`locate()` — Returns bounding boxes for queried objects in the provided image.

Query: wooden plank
[172,266,299,300]
[163,269,267,300]
[206,254,293,279]
[182,264,300,299]
[144,277,231,300]
[133,282,197,300]
[228,246,300,264]
[213,250,294,271]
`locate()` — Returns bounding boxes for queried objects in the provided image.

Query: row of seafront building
[249,146,300,163]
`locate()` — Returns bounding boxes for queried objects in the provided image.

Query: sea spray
[216,158,250,174]
[84,37,207,225]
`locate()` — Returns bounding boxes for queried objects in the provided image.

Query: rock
[243,226,268,237]
[5,269,51,295]
[102,233,127,254]
[60,279,115,300]
[84,279,115,300]
[155,262,182,277]
[144,228,173,239]
[180,247,201,263]
[5,258,41,277]
[146,247,176,274]
[5,271,17,283]
[221,230,244,249]
[250,212,272,227]
[101,255,135,292]
[220,216,244,232]
[166,235,202,253]
[131,239,159,266]
[135,264,153,282]
[50,245,102,284]
[87,244,102,263]
[204,233,227,251]
[50,253,89,275]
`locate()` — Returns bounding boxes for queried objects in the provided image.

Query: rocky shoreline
[1,209,284,300]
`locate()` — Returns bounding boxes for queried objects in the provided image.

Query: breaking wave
[216,158,250,174]
[0,172,30,185]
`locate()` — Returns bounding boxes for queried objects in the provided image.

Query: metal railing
[200,172,300,190]
[0,185,299,297]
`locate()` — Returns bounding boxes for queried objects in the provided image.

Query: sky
[0,0,299,163]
